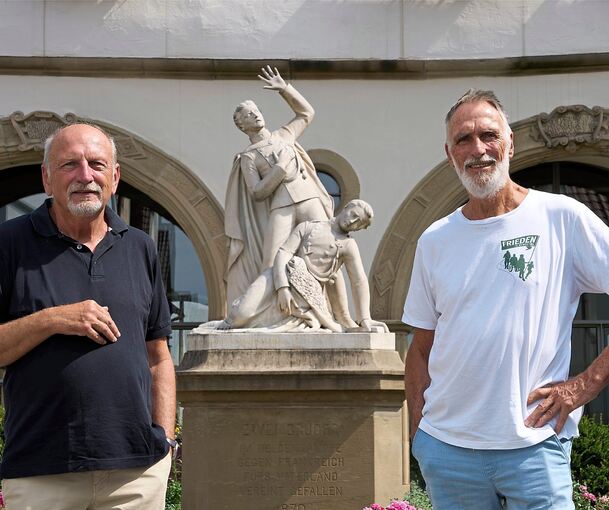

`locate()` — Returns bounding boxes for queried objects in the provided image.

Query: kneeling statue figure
[218,199,387,333]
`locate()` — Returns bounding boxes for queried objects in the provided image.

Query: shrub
[571,415,609,496]
[404,479,432,510]
[362,479,432,510]
[573,481,609,510]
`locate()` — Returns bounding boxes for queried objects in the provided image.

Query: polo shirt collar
[30,198,129,238]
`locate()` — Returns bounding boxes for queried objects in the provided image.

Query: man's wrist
[166,437,179,459]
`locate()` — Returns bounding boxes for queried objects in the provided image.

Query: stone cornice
[1,53,609,80]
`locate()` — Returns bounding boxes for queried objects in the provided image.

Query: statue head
[233,100,265,133]
[337,199,373,232]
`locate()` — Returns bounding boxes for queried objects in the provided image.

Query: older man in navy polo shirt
[0,124,176,509]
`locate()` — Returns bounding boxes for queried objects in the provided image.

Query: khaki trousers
[2,453,171,510]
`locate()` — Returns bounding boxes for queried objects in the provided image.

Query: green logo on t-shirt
[500,235,539,281]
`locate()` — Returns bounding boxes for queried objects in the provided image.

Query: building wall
[2,1,609,60]
[1,0,608,318]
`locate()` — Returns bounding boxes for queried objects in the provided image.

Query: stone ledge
[186,330,395,351]
[2,54,609,79]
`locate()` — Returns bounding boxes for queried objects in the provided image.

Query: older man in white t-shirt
[403,90,609,509]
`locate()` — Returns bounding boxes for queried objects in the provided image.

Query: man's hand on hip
[525,377,589,433]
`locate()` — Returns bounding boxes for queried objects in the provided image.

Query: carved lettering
[234,419,346,505]
[295,486,343,497]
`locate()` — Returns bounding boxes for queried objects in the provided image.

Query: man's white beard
[66,183,104,217]
[456,155,509,199]
[68,200,103,217]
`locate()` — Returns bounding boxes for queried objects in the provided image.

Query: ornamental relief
[9,111,78,152]
[530,105,609,153]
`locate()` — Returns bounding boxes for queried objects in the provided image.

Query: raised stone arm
[259,67,315,140]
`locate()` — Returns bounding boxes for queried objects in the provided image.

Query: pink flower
[387,500,418,510]
[0,490,5,507]
[583,491,597,502]
[362,505,385,510]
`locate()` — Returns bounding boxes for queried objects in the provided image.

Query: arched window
[513,161,609,417]
[308,149,360,213]
[0,167,208,364]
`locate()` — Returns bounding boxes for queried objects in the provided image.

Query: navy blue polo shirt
[0,200,171,478]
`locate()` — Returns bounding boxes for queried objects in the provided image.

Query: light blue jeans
[412,429,574,510]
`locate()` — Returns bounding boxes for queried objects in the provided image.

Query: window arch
[512,161,609,418]
[307,149,360,213]
[372,105,609,418]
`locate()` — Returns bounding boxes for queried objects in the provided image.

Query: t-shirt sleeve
[402,239,438,330]
[572,200,609,295]
[146,245,172,341]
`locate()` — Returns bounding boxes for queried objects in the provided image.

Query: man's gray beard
[67,199,103,217]
[457,157,510,199]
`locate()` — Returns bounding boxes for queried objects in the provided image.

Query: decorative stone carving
[9,111,78,151]
[113,134,147,160]
[530,105,609,152]
[373,259,396,297]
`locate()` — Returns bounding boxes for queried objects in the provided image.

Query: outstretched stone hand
[258,65,287,92]
[359,318,390,333]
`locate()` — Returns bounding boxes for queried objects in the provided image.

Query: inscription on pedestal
[185,406,375,510]
[238,421,345,503]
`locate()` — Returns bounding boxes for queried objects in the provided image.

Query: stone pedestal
[177,331,408,510]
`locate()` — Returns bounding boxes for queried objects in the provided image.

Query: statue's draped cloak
[225,140,333,305]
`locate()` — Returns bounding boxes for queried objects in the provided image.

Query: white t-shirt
[403,189,609,449]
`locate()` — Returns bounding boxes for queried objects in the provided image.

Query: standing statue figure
[217,200,388,333]
[225,66,335,306]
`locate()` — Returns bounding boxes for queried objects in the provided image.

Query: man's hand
[53,300,121,345]
[277,287,297,315]
[258,66,287,92]
[525,377,590,433]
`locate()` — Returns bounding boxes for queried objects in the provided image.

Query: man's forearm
[405,351,429,437]
[279,84,314,138]
[404,329,434,438]
[0,308,57,366]
[148,340,177,438]
[581,345,609,399]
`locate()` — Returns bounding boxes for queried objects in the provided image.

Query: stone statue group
[206,66,387,333]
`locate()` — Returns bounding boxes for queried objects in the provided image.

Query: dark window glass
[316,170,341,212]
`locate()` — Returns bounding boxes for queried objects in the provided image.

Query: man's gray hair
[343,199,373,229]
[233,100,257,131]
[445,89,509,126]
[43,123,118,169]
